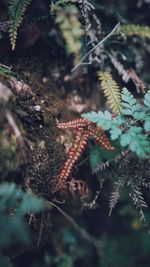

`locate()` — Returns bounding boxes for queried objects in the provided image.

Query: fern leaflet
[97,71,121,113]
[8,0,32,50]
[109,177,126,216]
[121,87,140,116]
[129,183,147,222]
[121,24,150,39]
[143,91,150,131]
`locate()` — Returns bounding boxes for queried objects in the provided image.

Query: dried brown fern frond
[109,53,130,83]
[97,72,121,113]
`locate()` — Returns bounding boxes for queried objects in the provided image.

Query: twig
[71,23,120,72]
[46,200,103,255]
[37,211,44,247]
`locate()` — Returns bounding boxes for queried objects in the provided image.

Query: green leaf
[144,116,150,131]
[121,109,133,116]
[120,133,132,147]
[82,111,100,123]
[110,127,122,140]
[121,88,140,116]
[97,111,113,129]
[133,111,145,120]
[0,183,44,246]
[82,110,113,130]
[120,127,150,158]
[89,146,102,169]
[144,90,150,108]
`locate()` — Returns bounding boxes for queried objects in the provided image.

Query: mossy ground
[0,39,70,197]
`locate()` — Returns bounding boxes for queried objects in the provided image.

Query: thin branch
[71,23,120,72]
[46,200,103,255]
[37,211,44,247]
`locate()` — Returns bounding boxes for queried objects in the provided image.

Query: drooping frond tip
[8,0,32,50]
[97,71,121,114]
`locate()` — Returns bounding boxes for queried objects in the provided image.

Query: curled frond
[97,71,121,113]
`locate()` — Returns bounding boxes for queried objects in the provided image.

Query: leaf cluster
[82,87,150,159]
[0,182,43,246]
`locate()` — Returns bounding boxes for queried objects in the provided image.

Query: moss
[0,116,25,181]
[0,40,69,198]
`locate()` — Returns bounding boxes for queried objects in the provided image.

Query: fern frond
[109,177,126,216]
[0,20,10,32]
[138,177,150,189]
[57,128,88,182]
[87,124,115,151]
[144,90,150,108]
[129,183,147,222]
[120,126,150,158]
[56,118,91,130]
[93,161,110,173]
[121,87,140,116]
[143,90,150,131]
[8,0,32,50]
[55,5,83,58]
[121,24,150,39]
[109,53,130,83]
[97,72,121,113]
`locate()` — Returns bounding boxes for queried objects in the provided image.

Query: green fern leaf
[144,117,150,131]
[121,24,150,39]
[8,0,32,50]
[120,127,150,158]
[82,111,124,138]
[121,87,140,116]
[97,72,121,113]
[89,145,103,169]
[142,90,150,130]
[144,90,150,108]
[55,5,83,56]
[0,183,44,246]
[110,126,122,140]
[82,110,113,130]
